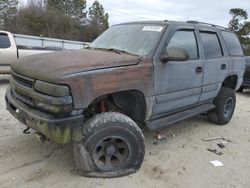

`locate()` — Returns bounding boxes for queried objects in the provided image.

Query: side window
[0,33,11,49]
[221,31,243,56]
[167,30,198,59]
[200,32,223,59]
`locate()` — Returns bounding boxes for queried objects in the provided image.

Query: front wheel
[74,112,145,178]
[208,87,236,125]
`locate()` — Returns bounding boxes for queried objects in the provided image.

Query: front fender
[62,58,154,109]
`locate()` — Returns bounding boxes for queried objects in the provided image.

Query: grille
[12,72,34,88]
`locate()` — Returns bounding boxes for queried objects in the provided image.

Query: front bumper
[5,86,84,144]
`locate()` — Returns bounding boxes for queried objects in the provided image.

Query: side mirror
[161,47,190,63]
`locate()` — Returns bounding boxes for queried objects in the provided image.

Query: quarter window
[0,33,11,49]
[200,32,223,59]
[221,31,243,56]
[167,30,198,59]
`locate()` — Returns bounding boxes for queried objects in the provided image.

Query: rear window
[221,31,243,56]
[0,33,11,48]
[200,32,223,59]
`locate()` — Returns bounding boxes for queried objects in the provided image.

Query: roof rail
[186,21,229,30]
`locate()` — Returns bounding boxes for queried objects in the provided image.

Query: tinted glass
[221,31,243,56]
[200,32,223,59]
[0,33,11,48]
[90,24,165,56]
[167,30,198,59]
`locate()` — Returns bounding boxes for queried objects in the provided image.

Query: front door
[152,28,203,116]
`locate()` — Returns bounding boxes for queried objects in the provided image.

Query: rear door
[198,30,228,102]
[221,31,245,89]
[152,26,203,116]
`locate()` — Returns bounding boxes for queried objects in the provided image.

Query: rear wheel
[208,87,236,125]
[74,112,145,178]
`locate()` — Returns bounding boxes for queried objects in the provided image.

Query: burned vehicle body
[7,50,154,144]
[6,21,245,177]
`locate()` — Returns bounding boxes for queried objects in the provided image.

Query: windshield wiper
[88,47,138,56]
[107,48,122,54]
[108,48,140,56]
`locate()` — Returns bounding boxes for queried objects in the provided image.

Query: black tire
[208,87,236,125]
[236,86,244,93]
[74,112,145,178]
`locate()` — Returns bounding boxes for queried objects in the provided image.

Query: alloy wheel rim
[93,136,130,171]
[224,97,234,118]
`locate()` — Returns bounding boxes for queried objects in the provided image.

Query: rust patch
[63,57,154,109]
[11,49,140,83]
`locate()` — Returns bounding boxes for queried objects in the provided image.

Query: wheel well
[85,90,147,126]
[222,75,238,90]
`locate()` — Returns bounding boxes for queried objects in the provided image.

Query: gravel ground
[0,79,250,188]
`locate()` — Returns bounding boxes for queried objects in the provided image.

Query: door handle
[195,67,203,74]
[221,64,227,70]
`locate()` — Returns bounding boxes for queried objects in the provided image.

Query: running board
[147,103,215,130]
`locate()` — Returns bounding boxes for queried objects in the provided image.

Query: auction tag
[142,26,163,32]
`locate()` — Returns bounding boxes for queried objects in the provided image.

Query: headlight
[34,80,70,97]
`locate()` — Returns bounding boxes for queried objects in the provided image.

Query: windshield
[90,24,166,56]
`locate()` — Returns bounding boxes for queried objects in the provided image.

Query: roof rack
[186,21,229,30]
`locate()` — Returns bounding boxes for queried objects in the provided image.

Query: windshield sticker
[142,26,163,32]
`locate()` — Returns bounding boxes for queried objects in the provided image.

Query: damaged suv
[6,21,245,177]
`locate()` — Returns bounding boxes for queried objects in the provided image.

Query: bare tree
[0,0,18,30]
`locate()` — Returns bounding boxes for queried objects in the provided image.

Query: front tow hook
[23,127,30,134]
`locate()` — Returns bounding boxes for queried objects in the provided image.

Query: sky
[19,0,250,27]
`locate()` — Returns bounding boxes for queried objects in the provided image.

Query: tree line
[229,8,250,55]
[0,1,249,53]
[0,0,109,42]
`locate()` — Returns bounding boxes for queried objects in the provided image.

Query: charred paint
[7,49,154,144]
[62,57,154,109]
[11,49,141,83]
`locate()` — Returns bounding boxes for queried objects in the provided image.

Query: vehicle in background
[0,31,57,74]
[5,21,245,178]
[237,56,250,92]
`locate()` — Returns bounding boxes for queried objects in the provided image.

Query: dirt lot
[0,79,250,188]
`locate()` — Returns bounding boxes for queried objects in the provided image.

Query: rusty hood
[11,49,140,82]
